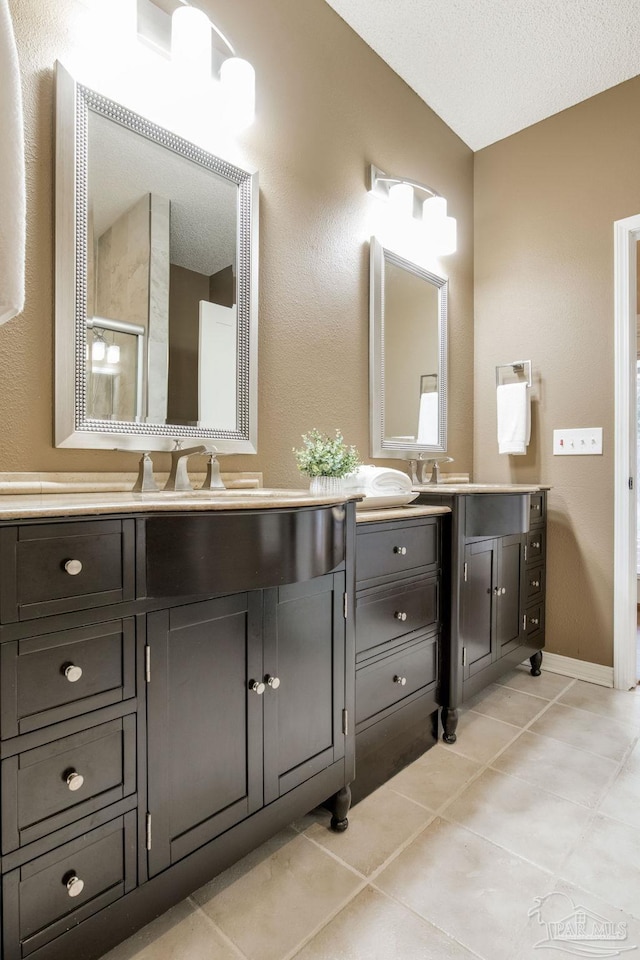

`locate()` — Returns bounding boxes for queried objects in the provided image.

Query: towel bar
[495,360,532,388]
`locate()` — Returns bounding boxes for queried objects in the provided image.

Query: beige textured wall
[1,0,474,481]
[475,76,640,667]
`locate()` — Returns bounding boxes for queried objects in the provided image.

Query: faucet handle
[132,453,158,492]
[201,448,226,491]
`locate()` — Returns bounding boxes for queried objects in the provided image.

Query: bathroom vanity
[0,492,356,960]
[353,505,448,801]
[415,485,547,742]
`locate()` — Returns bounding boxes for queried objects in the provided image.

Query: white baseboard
[540,652,614,688]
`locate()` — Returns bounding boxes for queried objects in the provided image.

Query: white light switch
[553,428,603,456]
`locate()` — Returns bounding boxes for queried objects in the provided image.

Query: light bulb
[92,339,106,362]
[107,343,121,364]
[388,182,414,219]
[438,216,457,255]
[422,195,447,226]
[422,196,457,255]
[220,57,255,130]
[171,6,212,82]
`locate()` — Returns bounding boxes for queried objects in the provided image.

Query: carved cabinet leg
[328,785,351,832]
[442,707,459,744]
[530,650,543,677]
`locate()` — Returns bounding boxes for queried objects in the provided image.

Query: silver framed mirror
[370,236,448,458]
[54,62,258,452]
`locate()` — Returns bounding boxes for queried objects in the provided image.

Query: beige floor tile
[387,746,482,811]
[497,664,574,699]
[560,814,640,918]
[529,703,637,762]
[193,833,362,960]
[302,785,432,876]
[101,900,240,960]
[599,766,640,830]
[443,768,592,872]
[491,730,618,807]
[443,709,520,763]
[375,817,551,960]
[623,737,640,775]
[465,683,549,727]
[514,879,640,960]
[558,679,640,726]
[293,886,479,960]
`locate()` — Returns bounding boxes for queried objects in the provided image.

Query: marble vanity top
[356,504,450,523]
[0,489,363,521]
[412,482,550,494]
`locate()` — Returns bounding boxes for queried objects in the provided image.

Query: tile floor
[104,667,640,960]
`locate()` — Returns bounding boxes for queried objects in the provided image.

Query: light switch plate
[553,428,603,455]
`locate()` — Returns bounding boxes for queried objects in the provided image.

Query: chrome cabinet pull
[393,546,407,555]
[266,675,280,690]
[65,874,85,898]
[248,680,265,695]
[393,675,407,686]
[63,663,83,683]
[64,559,83,576]
[66,771,84,792]
[394,611,407,621]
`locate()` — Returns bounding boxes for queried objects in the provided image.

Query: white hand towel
[497,382,531,455]
[417,391,439,445]
[344,465,412,495]
[0,0,25,324]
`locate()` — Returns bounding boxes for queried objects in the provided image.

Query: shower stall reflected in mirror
[86,317,144,421]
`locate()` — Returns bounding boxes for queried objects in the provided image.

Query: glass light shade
[422,196,457,255]
[106,343,121,364]
[91,339,106,362]
[171,6,212,81]
[220,57,255,129]
[388,182,414,219]
[422,195,447,226]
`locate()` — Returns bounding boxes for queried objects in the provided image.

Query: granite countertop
[0,489,363,521]
[412,483,550,494]
[356,504,450,523]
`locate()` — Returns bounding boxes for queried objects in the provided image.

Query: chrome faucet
[164,443,212,491]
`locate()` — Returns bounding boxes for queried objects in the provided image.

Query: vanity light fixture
[168,1,255,130]
[369,165,457,256]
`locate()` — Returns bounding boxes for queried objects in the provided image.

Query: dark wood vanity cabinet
[352,515,441,802]
[416,491,546,743]
[0,505,355,960]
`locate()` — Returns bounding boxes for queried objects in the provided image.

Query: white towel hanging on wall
[497,381,531,455]
[0,0,25,324]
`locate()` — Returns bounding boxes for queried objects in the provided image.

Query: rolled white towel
[344,465,412,495]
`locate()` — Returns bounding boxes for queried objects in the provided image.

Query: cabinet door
[461,540,497,679]
[496,535,524,656]
[263,574,345,804]
[146,592,263,877]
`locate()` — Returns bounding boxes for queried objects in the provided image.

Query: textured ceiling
[324,0,640,150]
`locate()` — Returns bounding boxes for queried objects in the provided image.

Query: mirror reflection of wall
[86,109,237,429]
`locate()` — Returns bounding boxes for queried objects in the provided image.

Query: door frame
[613,214,639,690]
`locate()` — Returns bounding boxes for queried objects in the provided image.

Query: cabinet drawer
[525,565,544,602]
[1,716,136,853]
[0,520,134,623]
[356,635,437,725]
[356,576,439,655]
[2,812,136,959]
[526,529,544,563]
[356,521,437,584]
[1,619,136,738]
[525,603,544,640]
[529,493,545,526]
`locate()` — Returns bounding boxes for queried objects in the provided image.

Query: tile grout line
[186,897,252,960]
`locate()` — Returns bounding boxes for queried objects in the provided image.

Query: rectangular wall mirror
[54,62,258,452]
[369,237,448,458]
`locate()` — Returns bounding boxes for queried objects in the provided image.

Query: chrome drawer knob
[394,611,407,621]
[531,579,540,588]
[531,617,540,626]
[63,664,83,683]
[393,546,407,555]
[64,559,83,576]
[531,541,541,549]
[266,675,280,690]
[248,680,265,695]
[65,875,84,898]
[393,675,407,686]
[66,771,84,792]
